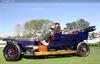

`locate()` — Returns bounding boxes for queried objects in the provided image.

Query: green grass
[0,47,100,64]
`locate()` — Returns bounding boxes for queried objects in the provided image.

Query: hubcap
[8,48,15,56]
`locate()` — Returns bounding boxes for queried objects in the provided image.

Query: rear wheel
[77,42,90,57]
[3,43,22,61]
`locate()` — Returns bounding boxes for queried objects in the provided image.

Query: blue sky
[0,3,100,34]
[0,0,99,2]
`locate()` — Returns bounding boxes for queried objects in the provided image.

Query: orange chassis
[34,45,76,56]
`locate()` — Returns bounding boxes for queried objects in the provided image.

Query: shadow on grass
[22,54,78,60]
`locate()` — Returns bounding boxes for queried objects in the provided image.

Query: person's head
[55,23,60,27]
[49,22,54,26]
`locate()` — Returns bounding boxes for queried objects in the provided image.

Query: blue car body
[16,32,88,50]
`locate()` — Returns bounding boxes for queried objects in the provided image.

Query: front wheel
[3,43,22,61]
[77,42,90,57]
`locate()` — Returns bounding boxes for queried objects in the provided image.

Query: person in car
[41,22,61,45]
[54,23,61,33]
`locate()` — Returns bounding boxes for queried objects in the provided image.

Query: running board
[34,50,77,56]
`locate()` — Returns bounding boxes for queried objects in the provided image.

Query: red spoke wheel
[77,42,90,57]
[3,43,22,61]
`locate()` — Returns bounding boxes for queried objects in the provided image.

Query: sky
[0,3,100,34]
[0,0,100,2]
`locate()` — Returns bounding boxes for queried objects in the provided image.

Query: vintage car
[3,26,96,61]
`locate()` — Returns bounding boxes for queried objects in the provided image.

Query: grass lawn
[0,47,100,64]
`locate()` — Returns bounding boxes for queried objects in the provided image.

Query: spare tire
[77,42,90,57]
[3,43,22,61]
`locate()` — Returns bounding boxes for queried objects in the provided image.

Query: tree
[66,23,72,32]
[15,24,22,37]
[66,19,90,32]
[77,19,89,30]
[24,19,51,32]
